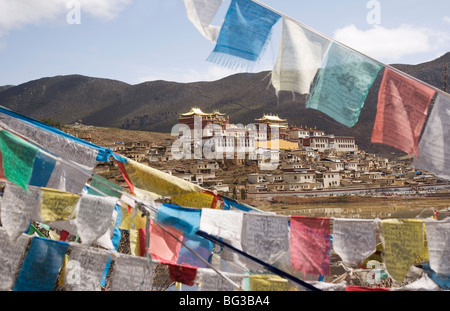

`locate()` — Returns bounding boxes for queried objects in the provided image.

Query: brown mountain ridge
[0,52,449,158]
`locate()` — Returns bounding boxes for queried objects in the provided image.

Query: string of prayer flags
[13,237,69,291]
[183,0,224,43]
[1,183,40,240]
[117,157,215,209]
[154,204,214,268]
[75,193,118,246]
[0,229,30,291]
[380,219,425,283]
[332,218,377,264]
[207,0,281,70]
[241,213,290,265]
[0,106,111,168]
[290,216,331,276]
[305,43,383,127]
[371,68,436,155]
[0,129,39,191]
[423,218,450,276]
[413,92,450,180]
[195,268,243,291]
[110,253,153,291]
[271,17,330,97]
[39,188,79,223]
[64,243,111,291]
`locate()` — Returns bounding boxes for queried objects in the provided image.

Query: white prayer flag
[46,159,92,195]
[195,268,243,291]
[199,208,244,241]
[332,218,377,263]
[424,218,450,275]
[0,183,40,240]
[183,0,223,43]
[64,244,110,291]
[0,229,30,290]
[110,253,153,291]
[271,18,330,97]
[414,93,450,180]
[241,213,290,264]
[75,193,117,246]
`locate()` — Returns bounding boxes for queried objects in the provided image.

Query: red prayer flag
[167,263,198,286]
[371,68,435,155]
[345,285,390,291]
[290,216,331,276]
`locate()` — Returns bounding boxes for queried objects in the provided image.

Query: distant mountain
[0,52,448,158]
[0,85,14,93]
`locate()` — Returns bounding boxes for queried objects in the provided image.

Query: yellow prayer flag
[40,188,80,222]
[129,229,141,257]
[118,204,146,230]
[381,219,425,283]
[171,192,215,209]
[124,159,203,199]
[249,275,298,291]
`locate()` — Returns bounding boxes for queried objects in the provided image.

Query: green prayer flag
[306,43,383,127]
[88,174,123,198]
[0,130,39,191]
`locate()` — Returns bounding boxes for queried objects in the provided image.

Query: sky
[0,0,449,86]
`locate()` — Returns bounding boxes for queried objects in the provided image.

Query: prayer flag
[332,219,377,264]
[424,218,450,276]
[167,263,197,286]
[371,68,436,155]
[111,253,153,291]
[249,274,298,291]
[290,216,331,276]
[118,157,214,209]
[199,208,244,241]
[45,159,92,195]
[75,193,118,246]
[413,93,450,179]
[241,213,290,264]
[0,130,39,191]
[39,188,79,223]
[0,229,30,291]
[1,183,40,240]
[28,151,57,188]
[13,237,69,291]
[207,0,281,70]
[183,0,224,43]
[380,219,425,282]
[272,18,330,97]
[88,174,123,198]
[64,244,111,291]
[195,268,243,291]
[306,43,383,127]
[153,204,214,268]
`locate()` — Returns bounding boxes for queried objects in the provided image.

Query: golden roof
[255,113,287,122]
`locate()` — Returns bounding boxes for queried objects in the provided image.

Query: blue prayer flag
[207,0,281,70]
[306,43,383,127]
[13,237,69,291]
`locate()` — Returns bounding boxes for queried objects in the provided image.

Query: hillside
[0,52,448,157]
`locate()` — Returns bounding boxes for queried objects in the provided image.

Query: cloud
[444,16,450,24]
[333,24,449,63]
[0,0,131,33]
